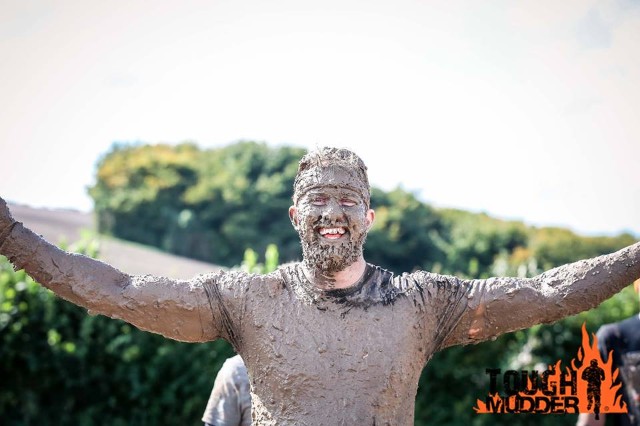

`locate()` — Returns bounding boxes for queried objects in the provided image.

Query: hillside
[8,203,223,279]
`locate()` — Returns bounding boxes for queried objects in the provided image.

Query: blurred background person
[578,279,640,426]
[202,355,251,426]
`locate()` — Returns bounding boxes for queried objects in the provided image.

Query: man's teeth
[319,228,346,235]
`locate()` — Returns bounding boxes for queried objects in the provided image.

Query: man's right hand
[0,196,17,243]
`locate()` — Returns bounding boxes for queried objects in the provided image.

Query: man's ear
[289,206,298,228]
[365,208,375,230]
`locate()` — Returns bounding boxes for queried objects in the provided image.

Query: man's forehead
[293,161,370,207]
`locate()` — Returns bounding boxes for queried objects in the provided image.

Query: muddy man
[1,147,639,425]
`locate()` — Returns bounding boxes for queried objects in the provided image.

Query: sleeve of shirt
[410,242,640,350]
[0,217,255,344]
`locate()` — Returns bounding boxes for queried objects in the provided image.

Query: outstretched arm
[0,197,217,343]
[436,241,640,349]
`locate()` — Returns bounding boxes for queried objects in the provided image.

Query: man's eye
[340,199,357,207]
[311,198,327,206]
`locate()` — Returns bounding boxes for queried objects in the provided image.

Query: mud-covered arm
[436,242,640,349]
[0,198,218,343]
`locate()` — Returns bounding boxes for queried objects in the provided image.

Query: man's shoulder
[215,355,250,393]
[597,314,640,350]
[370,266,471,300]
[598,315,640,335]
[618,314,640,331]
[394,269,466,289]
[193,267,289,300]
[276,261,302,273]
[275,261,302,285]
[221,354,248,376]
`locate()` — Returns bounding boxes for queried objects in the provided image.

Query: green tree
[436,208,530,278]
[90,141,305,267]
[530,227,636,270]
[366,187,446,273]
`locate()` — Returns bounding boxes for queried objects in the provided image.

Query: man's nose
[321,199,346,220]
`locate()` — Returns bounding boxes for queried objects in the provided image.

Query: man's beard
[299,231,366,274]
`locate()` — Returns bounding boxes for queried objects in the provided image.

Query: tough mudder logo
[474,324,627,417]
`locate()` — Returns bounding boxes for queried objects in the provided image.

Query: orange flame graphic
[474,323,627,414]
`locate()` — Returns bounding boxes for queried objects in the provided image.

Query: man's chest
[241,296,429,384]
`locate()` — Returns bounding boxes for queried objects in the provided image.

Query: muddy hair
[292,147,371,207]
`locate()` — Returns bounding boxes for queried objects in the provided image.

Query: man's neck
[302,256,367,291]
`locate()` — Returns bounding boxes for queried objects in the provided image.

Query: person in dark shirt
[578,279,640,426]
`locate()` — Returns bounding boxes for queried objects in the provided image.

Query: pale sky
[1,0,639,237]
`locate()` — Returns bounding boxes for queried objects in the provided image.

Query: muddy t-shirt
[199,262,583,426]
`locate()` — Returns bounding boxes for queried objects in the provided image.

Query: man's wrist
[0,220,20,249]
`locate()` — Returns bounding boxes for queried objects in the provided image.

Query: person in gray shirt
[203,355,251,426]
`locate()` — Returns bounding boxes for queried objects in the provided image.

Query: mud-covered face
[290,168,373,274]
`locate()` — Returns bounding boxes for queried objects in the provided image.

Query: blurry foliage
[366,187,447,273]
[90,141,304,267]
[436,208,530,278]
[3,140,638,424]
[241,243,279,274]
[529,227,636,271]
